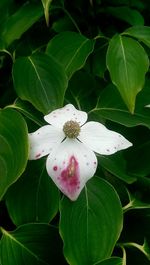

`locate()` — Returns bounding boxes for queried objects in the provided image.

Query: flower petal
[46,138,97,201]
[79,121,132,155]
[44,104,87,129]
[29,125,65,160]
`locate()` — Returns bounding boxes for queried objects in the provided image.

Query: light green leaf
[46,31,95,78]
[60,177,123,265]
[124,26,150,48]
[89,84,150,128]
[98,153,136,184]
[0,108,28,200]
[0,223,65,265]
[13,53,68,114]
[0,2,43,48]
[41,0,52,26]
[6,159,60,225]
[106,34,149,113]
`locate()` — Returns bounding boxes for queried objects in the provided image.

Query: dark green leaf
[0,108,28,200]
[98,153,136,184]
[13,53,68,114]
[6,159,60,225]
[106,34,149,113]
[0,2,43,48]
[106,6,144,26]
[46,31,95,78]
[60,177,123,265]
[0,223,65,265]
[10,98,44,127]
[89,84,150,128]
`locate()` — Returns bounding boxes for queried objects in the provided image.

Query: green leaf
[89,84,150,128]
[98,153,136,184]
[0,2,43,48]
[0,223,65,265]
[60,177,123,265]
[6,159,60,225]
[41,0,52,26]
[124,26,150,48]
[106,6,144,26]
[13,53,68,114]
[10,98,44,127]
[92,39,108,78]
[122,240,150,261]
[123,189,150,212]
[106,34,149,113]
[0,108,28,200]
[94,257,123,265]
[46,31,95,78]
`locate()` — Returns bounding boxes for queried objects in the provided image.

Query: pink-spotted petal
[79,121,132,155]
[29,125,65,160]
[46,138,97,201]
[44,104,87,129]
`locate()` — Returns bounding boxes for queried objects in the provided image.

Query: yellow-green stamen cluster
[63,120,80,138]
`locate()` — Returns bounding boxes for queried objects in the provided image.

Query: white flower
[29,104,132,201]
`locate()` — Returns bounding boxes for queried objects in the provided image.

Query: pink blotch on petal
[53,166,58,171]
[59,156,80,197]
[35,153,41,159]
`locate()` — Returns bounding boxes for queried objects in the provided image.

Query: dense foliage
[1,0,150,264]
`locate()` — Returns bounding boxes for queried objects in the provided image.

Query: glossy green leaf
[0,2,43,48]
[124,26,150,48]
[106,34,149,113]
[0,108,28,200]
[46,31,95,78]
[0,223,65,265]
[106,6,144,26]
[98,153,136,184]
[13,53,68,114]
[41,0,52,26]
[89,84,150,128]
[6,159,60,225]
[10,98,44,127]
[60,177,123,265]
[94,257,123,265]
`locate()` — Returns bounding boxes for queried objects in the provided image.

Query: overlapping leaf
[0,108,28,200]
[89,84,150,128]
[0,2,43,48]
[13,53,68,114]
[0,224,65,265]
[6,159,60,225]
[60,177,123,265]
[46,31,95,78]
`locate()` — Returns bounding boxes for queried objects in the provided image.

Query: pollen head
[63,120,80,138]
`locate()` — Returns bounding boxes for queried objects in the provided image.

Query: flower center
[63,120,80,138]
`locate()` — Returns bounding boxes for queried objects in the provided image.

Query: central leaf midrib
[119,36,130,89]
[1,228,48,264]
[65,39,88,72]
[28,56,50,107]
